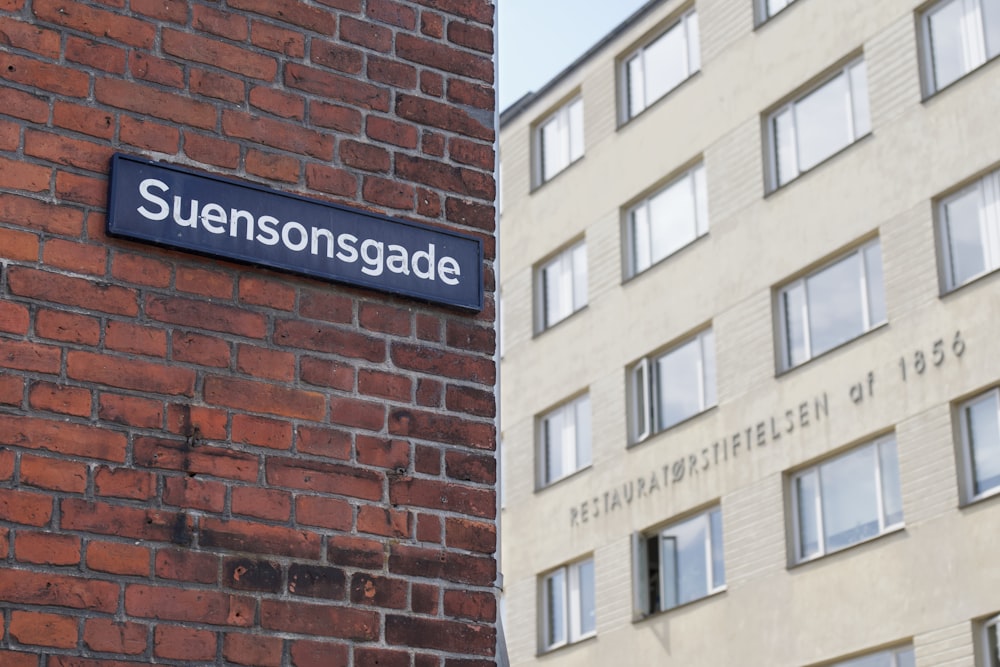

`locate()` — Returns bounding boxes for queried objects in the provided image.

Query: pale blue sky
[497,0,651,111]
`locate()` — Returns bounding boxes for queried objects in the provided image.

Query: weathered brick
[53,101,115,139]
[0,52,89,97]
[10,611,78,648]
[340,15,392,52]
[20,453,88,492]
[205,375,326,421]
[154,625,217,661]
[125,584,254,626]
[290,639,350,667]
[224,633,283,667]
[105,321,167,357]
[267,457,383,500]
[390,477,493,519]
[368,0,416,29]
[155,547,219,584]
[96,78,216,129]
[86,541,151,577]
[0,568,118,611]
[62,498,191,543]
[134,436,258,482]
[66,36,126,73]
[228,0,336,33]
[0,415,127,462]
[447,20,493,53]
[67,350,196,396]
[164,29,277,80]
[224,557,283,593]
[14,531,81,566]
[286,63,390,112]
[295,495,353,531]
[261,600,378,640]
[120,115,181,153]
[0,193,84,235]
[395,33,492,82]
[350,572,407,608]
[276,319,385,362]
[223,109,334,159]
[232,413,293,449]
[94,466,156,500]
[163,475,226,512]
[201,517,322,559]
[232,487,291,521]
[296,424,353,460]
[147,295,266,338]
[8,267,138,317]
[0,16,60,58]
[385,615,494,655]
[83,618,148,655]
[33,0,155,47]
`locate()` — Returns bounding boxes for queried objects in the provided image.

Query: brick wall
[0,0,498,664]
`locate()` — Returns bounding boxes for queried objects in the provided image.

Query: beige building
[497,0,1000,665]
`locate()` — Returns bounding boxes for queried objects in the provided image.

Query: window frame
[619,7,701,124]
[624,162,709,279]
[919,0,1000,97]
[957,388,1000,504]
[534,239,588,333]
[537,393,592,489]
[534,96,584,186]
[756,0,801,24]
[937,167,1000,292]
[789,433,904,565]
[776,238,886,372]
[632,505,725,618]
[628,328,717,444]
[817,645,915,667]
[765,57,872,191]
[982,613,1000,667]
[540,557,596,653]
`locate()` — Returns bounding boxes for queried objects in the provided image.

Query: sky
[497,0,652,112]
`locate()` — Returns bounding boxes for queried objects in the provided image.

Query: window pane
[541,118,563,182]
[895,647,916,667]
[987,618,1000,667]
[627,55,645,116]
[821,445,881,551]
[644,23,687,105]
[783,282,809,367]
[572,242,588,310]
[927,0,974,90]
[693,164,709,236]
[773,108,798,186]
[709,508,725,590]
[985,0,1000,59]
[544,409,565,483]
[631,205,653,274]
[649,173,697,263]
[806,251,865,358]
[656,337,702,429]
[576,560,596,636]
[864,242,886,326]
[945,186,988,287]
[632,361,649,440]
[967,392,1000,496]
[878,438,904,527]
[702,330,717,409]
[796,470,821,559]
[545,569,566,647]
[839,652,894,667]
[849,60,871,138]
[767,0,790,17]
[663,514,709,607]
[542,260,564,326]
[575,396,592,469]
[686,12,701,73]
[794,71,852,173]
[568,99,584,163]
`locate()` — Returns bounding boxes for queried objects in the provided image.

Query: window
[767,59,871,189]
[983,614,1000,667]
[939,167,1000,291]
[629,329,716,443]
[539,394,591,487]
[823,646,915,667]
[958,389,1000,502]
[536,97,584,184]
[757,0,800,22]
[634,507,725,616]
[622,9,700,121]
[626,163,708,277]
[541,558,595,651]
[921,0,1000,95]
[778,239,885,371]
[790,435,903,563]
[536,241,587,331]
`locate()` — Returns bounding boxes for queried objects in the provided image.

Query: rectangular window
[622,9,700,121]
[758,0,800,22]
[959,389,1000,502]
[541,558,595,651]
[983,614,1000,667]
[627,163,709,277]
[778,239,886,371]
[629,329,716,443]
[539,394,591,487]
[536,241,587,331]
[634,507,725,616]
[767,59,871,190]
[822,646,915,667]
[921,0,1000,95]
[537,97,584,184]
[939,167,1000,290]
[791,434,903,563]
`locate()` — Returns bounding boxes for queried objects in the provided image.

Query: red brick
[415,444,442,474]
[0,154,51,192]
[111,253,171,290]
[94,466,156,500]
[0,568,117,611]
[357,647,410,667]
[0,193,84,235]
[63,498,191,543]
[312,101,364,134]
[172,331,231,368]
[8,267,138,317]
[443,588,495,621]
[296,425,352,460]
[448,78,494,110]
[368,0,416,29]
[397,153,493,201]
[367,116,418,149]
[155,547,219,584]
[330,395,385,431]
[390,477,493,520]
[327,535,385,569]
[166,403,228,440]
[413,0,493,25]
[396,32,492,82]
[0,16,60,58]
[287,562,347,600]
[445,517,495,554]
[41,238,107,276]
[0,227,40,261]
[201,517,323,560]
[341,139,391,172]
[306,163,358,197]
[223,109,334,159]
[301,357,355,391]
[247,150,300,182]
[356,435,410,469]
[193,5,249,41]
[261,600,378,640]
[132,0,187,23]
[0,302,29,336]
[0,52,89,96]
[0,86,49,123]
[232,486,291,521]
[181,131,239,168]
[86,541,151,577]
[422,131,446,157]
[445,196,495,233]
[358,505,410,538]
[359,369,412,402]
[275,319,385,362]
[15,531,80,566]
[10,611,78,648]
[225,633,283,667]
[66,35,126,73]
[0,414,127,462]
[20,453,88,493]
[421,12,444,38]
[239,275,296,310]
[164,475,226,512]
[164,28,277,80]
[386,614,494,655]
[447,20,493,53]
[295,495,353,531]
[290,639,350,667]
[125,584,254,626]
[445,384,495,418]
[224,557,282,593]
[154,625,217,661]
[251,20,306,58]
[299,288,354,323]
[136,436,258,481]
[250,86,305,120]
[286,62,390,112]
[83,618,147,655]
[313,39,364,75]
[339,15,392,52]
[228,0,336,32]
[416,513,442,543]
[53,101,115,139]
[0,651,40,667]
[176,266,235,299]
[96,78,216,130]
[191,68,246,103]
[392,342,494,384]
[397,93,493,142]
[363,176,415,210]
[67,350,196,396]
[105,320,167,357]
[0,374,23,406]
[232,413,293,450]
[445,449,495,485]
[267,457,383,500]
[350,572,407,608]
[147,295,266,338]
[412,581,439,613]
[97,393,163,428]
[205,375,325,421]
[33,0,155,47]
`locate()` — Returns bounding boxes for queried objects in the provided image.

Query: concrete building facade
[498,0,1000,665]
